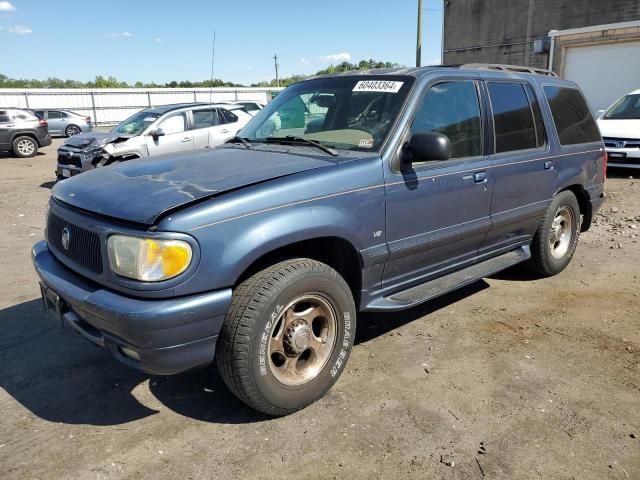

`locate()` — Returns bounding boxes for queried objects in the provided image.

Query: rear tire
[12,136,38,158]
[217,259,356,416]
[65,124,81,137]
[527,191,580,276]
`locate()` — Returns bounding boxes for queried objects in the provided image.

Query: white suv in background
[597,89,640,169]
[56,103,251,179]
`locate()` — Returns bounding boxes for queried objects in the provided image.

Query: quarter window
[543,86,601,145]
[410,80,482,159]
[488,83,539,153]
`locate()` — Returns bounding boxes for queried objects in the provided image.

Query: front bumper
[32,240,232,375]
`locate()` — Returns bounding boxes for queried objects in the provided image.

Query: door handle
[220,129,230,134]
[473,171,488,183]
[181,137,192,142]
[544,161,554,170]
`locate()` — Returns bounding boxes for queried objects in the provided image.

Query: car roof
[307,65,577,88]
[627,88,640,95]
[144,102,245,114]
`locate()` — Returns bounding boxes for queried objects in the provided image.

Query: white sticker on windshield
[144,117,156,121]
[353,80,404,93]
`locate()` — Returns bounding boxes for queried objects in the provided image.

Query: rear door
[208,108,238,146]
[145,111,194,156]
[46,110,65,134]
[383,79,493,288]
[480,80,556,254]
[190,107,217,150]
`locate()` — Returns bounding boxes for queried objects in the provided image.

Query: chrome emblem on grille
[61,227,71,250]
[67,151,73,158]
[616,141,626,148]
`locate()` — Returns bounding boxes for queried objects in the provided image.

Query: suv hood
[597,118,640,139]
[62,131,133,150]
[52,147,334,225]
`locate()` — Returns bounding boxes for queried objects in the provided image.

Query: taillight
[85,117,91,124]
[603,151,608,180]
[39,118,47,126]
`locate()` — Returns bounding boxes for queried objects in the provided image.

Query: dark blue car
[33,65,605,415]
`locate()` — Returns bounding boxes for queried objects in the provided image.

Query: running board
[367,246,530,311]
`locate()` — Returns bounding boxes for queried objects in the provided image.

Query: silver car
[56,102,251,179]
[33,109,92,137]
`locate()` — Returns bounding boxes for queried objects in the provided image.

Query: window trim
[404,78,486,169]
[485,79,548,155]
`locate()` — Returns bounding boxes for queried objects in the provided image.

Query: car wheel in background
[12,136,38,158]
[527,191,581,276]
[65,125,81,137]
[217,258,356,416]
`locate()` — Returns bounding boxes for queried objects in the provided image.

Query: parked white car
[220,100,265,116]
[597,89,640,169]
[56,103,251,179]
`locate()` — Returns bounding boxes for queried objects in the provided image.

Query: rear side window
[0,111,10,123]
[47,111,63,119]
[543,86,601,145]
[488,82,540,153]
[191,109,218,129]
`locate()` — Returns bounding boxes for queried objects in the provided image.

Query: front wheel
[217,259,356,416]
[527,191,581,276]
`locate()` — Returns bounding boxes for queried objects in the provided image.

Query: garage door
[563,41,640,113]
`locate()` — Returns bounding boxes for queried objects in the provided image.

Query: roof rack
[460,63,558,77]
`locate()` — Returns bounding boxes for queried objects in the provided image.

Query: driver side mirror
[400,132,451,169]
[150,128,165,139]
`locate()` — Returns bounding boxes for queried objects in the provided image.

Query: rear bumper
[32,240,232,375]
[39,134,52,147]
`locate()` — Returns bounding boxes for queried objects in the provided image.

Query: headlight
[107,235,192,282]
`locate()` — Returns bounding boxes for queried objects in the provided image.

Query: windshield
[240,75,414,151]
[111,111,161,135]
[603,94,640,120]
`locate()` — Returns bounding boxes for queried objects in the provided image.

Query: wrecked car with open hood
[55,102,251,180]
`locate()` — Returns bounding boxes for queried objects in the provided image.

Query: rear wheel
[527,191,580,276]
[65,124,81,137]
[217,259,356,416]
[12,136,38,158]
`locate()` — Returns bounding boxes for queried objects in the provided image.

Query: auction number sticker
[353,80,404,93]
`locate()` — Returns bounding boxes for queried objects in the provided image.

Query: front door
[146,111,193,156]
[383,79,493,290]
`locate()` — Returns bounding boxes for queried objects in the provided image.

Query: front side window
[241,75,414,151]
[111,111,161,135]
[543,86,601,145]
[603,94,640,120]
[157,113,187,135]
[488,82,538,153]
[410,80,482,159]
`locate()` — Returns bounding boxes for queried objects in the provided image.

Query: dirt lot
[1,138,639,480]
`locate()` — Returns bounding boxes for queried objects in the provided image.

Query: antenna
[209,31,216,103]
[273,54,279,87]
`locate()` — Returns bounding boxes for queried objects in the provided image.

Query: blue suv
[33,65,605,415]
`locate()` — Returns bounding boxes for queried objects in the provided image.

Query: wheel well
[237,237,363,303]
[11,132,37,145]
[560,184,592,232]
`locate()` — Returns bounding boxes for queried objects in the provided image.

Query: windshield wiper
[264,136,338,156]
[225,136,251,148]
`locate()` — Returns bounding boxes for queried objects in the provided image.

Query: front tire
[527,191,580,276]
[217,259,356,416]
[12,136,38,158]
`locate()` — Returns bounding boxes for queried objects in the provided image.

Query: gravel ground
[1,139,639,479]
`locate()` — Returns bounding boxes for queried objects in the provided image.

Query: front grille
[57,150,83,167]
[47,213,103,274]
[602,137,640,149]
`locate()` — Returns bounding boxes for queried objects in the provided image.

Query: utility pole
[209,31,216,103]
[273,54,280,87]
[416,0,423,67]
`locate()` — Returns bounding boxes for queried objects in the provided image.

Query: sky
[0,0,443,85]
